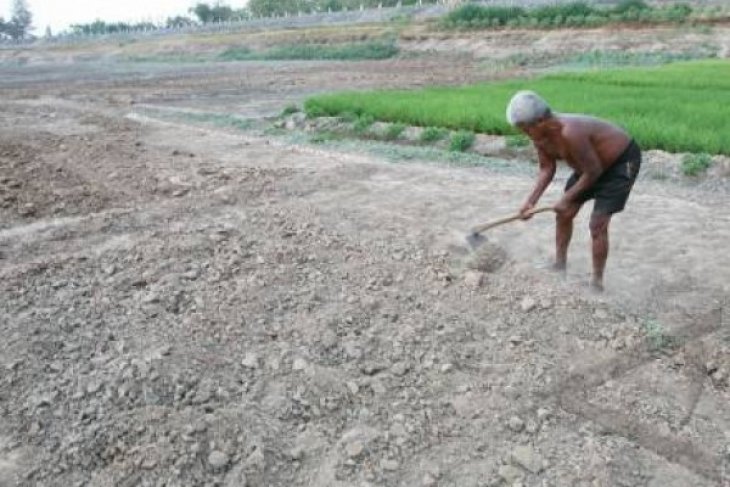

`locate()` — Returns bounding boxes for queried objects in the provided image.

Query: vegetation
[443,1,695,30]
[305,60,730,155]
[681,153,713,176]
[219,40,398,61]
[642,319,679,354]
[247,0,437,17]
[0,0,33,40]
[419,126,448,143]
[353,114,375,134]
[449,131,475,152]
[506,134,530,148]
[281,104,301,116]
[384,123,406,140]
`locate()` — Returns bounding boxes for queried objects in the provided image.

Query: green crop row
[304,60,730,155]
[219,40,398,61]
[441,1,701,30]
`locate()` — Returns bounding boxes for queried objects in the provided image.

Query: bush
[304,103,327,118]
[506,134,530,148]
[219,46,253,61]
[449,131,475,152]
[221,41,398,62]
[445,4,525,26]
[533,2,595,23]
[353,114,375,134]
[420,126,448,143]
[384,123,406,140]
[340,111,359,122]
[612,0,650,15]
[681,153,713,176]
[281,104,299,116]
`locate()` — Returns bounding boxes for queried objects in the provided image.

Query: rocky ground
[1,26,729,487]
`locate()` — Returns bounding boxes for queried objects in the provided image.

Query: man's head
[506,90,553,135]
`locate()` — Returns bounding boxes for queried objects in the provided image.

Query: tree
[189,2,235,23]
[166,15,196,28]
[8,0,33,40]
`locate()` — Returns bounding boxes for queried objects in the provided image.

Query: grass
[219,40,398,61]
[642,319,679,354]
[384,123,406,140]
[178,112,255,131]
[281,104,300,116]
[450,131,475,152]
[681,153,713,176]
[304,60,730,155]
[506,134,530,148]
[419,126,448,143]
[353,114,375,134]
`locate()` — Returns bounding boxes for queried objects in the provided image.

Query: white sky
[1,0,249,34]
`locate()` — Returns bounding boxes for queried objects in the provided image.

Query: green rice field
[304,60,730,155]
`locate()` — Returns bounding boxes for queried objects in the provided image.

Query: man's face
[516,119,546,140]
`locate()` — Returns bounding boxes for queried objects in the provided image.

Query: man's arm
[520,148,556,218]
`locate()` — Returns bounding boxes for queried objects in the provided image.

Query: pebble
[510,445,545,473]
[422,473,438,487]
[594,309,609,320]
[520,297,537,312]
[208,450,230,469]
[346,440,364,458]
[537,407,551,422]
[292,358,308,371]
[381,459,399,471]
[498,464,524,483]
[463,271,485,289]
[507,415,525,432]
[241,353,259,369]
[346,381,359,395]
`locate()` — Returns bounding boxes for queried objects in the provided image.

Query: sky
[1,0,249,34]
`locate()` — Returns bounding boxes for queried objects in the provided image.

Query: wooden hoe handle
[470,206,554,235]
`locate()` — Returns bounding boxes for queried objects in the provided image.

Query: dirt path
[1,56,729,486]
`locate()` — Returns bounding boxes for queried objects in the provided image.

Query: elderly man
[506,90,641,291]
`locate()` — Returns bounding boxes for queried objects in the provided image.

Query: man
[506,90,641,291]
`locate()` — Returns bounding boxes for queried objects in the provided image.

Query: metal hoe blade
[465,231,488,250]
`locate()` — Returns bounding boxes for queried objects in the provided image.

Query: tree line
[2,0,438,40]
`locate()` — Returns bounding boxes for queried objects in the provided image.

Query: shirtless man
[506,90,641,291]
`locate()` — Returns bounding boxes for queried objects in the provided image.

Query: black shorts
[565,139,641,215]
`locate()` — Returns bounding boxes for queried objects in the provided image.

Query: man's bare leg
[589,212,612,291]
[555,203,582,272]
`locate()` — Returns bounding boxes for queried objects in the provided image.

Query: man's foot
[589,279,604,293]
[552,261,567,274]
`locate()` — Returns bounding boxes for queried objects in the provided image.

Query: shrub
[304,103,327,118]
[445,5,525,26]
[340,111,359,122]
[353,114,375,134]
[384,123,406,140]
[533,2,595,23]
[281,104,299,116]
[449,131,475,152]
[219,46,253,61]
[612,0,650,15]
[681,153,713,176]
[420,126,448,143]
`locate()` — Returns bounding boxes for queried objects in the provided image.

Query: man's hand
[519,202,535,220]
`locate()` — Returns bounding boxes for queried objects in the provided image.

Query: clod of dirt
[465,241,508,273]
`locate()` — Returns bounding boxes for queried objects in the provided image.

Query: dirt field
[1,22,729,487]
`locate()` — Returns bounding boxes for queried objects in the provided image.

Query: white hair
[506,90,552,126]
